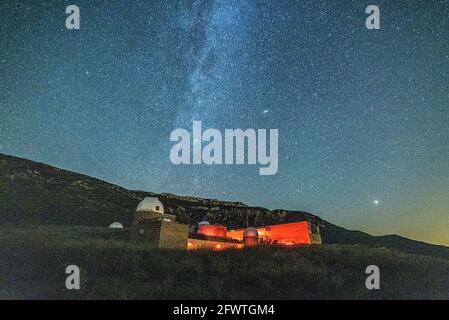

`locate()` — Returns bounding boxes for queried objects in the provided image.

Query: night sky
[1,1,448,245]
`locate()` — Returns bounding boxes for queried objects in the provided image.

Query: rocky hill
[1,153,448,259]
[0,153,316,228]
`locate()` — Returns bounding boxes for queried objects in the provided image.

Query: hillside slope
[1,153,448,259]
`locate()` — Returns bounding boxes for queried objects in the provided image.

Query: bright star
[374,200,379,205]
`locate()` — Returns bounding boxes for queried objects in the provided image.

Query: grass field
[0,225,448,300]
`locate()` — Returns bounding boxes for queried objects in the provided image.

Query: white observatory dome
[108,222,124,229]
[136,197,164,214]
[198,221,210,226]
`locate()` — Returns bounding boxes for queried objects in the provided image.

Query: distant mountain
[1,153,448,259]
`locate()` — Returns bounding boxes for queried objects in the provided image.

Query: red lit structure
[131,197,321,251]
[227,221,321,245]
[188,220,321,250]
[198,224,227,237]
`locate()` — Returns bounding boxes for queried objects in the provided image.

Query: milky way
[1,0,449,245]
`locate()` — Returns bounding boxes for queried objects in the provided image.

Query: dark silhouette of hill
[1,153,448,259]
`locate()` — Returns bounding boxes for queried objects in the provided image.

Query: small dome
[136,197,164,213]
[198,221,210,226]
[243,227,258,238]
[109,222,123,229]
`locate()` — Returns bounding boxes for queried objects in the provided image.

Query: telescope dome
[243,227,259,238]
[108,222,124,229]
[136,197,164,213]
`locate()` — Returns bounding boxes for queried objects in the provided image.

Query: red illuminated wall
[261,221,311,244]
[226,229,245,241]
[227,221,311,245]
[198,224,227,237]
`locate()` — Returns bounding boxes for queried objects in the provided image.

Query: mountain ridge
[1,152,448,259]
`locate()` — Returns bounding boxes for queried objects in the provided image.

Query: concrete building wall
[310,233,322,244]
[132,211,176,227]
[159,221,189,249]
[309,224,322,244]
[131,217,189,249]
[187,238,243,250]
[131,219,162,244]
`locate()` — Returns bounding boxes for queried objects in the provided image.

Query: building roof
[136,197,164,213]
[109,222,124,229]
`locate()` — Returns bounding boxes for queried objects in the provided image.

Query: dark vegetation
[1,225,448,300]
[1,153,449,299]
[1,153,449,259]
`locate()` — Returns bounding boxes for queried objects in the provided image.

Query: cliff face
[162,197,320,230]
[1,153,449,259]
[0,153,319,229]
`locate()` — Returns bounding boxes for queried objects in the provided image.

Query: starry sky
[1,0,449,246]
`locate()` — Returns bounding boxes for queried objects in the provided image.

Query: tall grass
[0,226,448,299]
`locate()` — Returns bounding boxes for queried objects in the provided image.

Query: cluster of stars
[0,1,448,245]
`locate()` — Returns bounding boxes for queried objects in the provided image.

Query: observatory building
[187,221,244,250]
[108,222,124,229]
[131,197,189,249]
[131,197,322,250]
[226,221,322,246]
[187,220,321,250]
